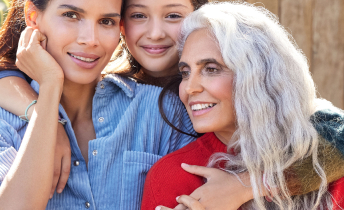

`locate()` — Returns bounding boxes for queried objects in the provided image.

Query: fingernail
[49,194,53,199]
[176,196,180,201]
[181,163,189,168]
[155,207,161,210]
[57,189,62,193]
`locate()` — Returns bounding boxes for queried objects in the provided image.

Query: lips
[141,45,171,54]
[189,102,217,117]
[68,52,100,69]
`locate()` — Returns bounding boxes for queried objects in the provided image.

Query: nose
[146,18,166,40]
[184,73,203,96]
[77,21,100,47]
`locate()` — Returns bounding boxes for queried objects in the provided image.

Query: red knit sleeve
[141,168,159,210]
[329,177,344,210]
[141,140,208,210]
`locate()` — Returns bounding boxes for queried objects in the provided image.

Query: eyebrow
[164,4,188,8]
[59,4,85,13]
[126,3,188,9]
[126,4,146,9]
[58,4,121,18]
[179,58,225,69]
[178,61,189,69]
[196,58,223,66]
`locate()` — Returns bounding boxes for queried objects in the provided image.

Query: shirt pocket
[120,150,162,210]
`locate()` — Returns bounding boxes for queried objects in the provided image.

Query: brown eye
[166,13,182,19]
[206,67,218,73]
[100,19,115,26]
[179,71,190,79]
[63,11,79,20]
[131,13,146,19]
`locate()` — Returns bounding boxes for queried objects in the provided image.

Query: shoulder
[147,134,213,180]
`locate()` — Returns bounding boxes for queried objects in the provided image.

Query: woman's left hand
[156,164,254,210]
[157,196,204,210]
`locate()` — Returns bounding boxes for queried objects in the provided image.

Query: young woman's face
[35,0,121,84]
[179,29,236,143]
[123,0,193,77]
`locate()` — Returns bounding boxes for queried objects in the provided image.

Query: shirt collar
[100,74,136,98]
[30,74,136,98]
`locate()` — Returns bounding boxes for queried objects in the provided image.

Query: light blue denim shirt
[0,74,195,210]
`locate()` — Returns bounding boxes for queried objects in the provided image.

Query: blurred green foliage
[0,0,9,27]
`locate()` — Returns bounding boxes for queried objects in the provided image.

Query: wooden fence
[215,0,344,109]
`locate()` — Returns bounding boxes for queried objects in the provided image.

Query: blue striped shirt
[0,74,195,210]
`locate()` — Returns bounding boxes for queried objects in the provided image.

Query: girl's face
[34,0,121,85]
[123,0,194,77]
[179,29,236,144]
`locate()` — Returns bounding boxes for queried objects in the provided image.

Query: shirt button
[73,160,80,166]
[98,117,104,123]
[100,84,105,89]
[85,202,90,208]
[92,150,98,156]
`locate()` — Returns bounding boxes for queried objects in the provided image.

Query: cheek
[179,81,188,107]
[100,28,121,54]
[208,76,234,107]
[165,24,181,43]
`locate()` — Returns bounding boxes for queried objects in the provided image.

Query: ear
[120,19,125,36]
[24,1,39,29]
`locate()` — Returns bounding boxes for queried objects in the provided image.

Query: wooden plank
[245,0,279,16]
[312,0,344,109]
[279,0,313,70]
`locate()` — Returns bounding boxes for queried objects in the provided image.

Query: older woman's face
[179,29,236,143]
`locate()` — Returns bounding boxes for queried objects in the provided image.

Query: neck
[214,127,236,145]
[141,62,179,78]
[60,77,99,124]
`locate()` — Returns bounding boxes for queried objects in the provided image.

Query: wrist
[39,68,64,86]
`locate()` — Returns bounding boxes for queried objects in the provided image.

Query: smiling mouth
[141,46,171,54]
[191,103,217,111]
[68,53,99,63]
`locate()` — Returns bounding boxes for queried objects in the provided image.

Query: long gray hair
[178,2,332,209]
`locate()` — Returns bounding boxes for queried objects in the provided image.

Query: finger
[50,158,62,199]
[56,155,71,193]
[29,29,46,49]
[18,27,31,48]
[174,204,188,210]
[181,163,216,179]
[156,206,174,210]
[177,195,205,210]
[41,36,47,50]
[21,27,34,48]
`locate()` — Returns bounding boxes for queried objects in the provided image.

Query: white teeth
[70,53,96,63]
[191,103,216,111]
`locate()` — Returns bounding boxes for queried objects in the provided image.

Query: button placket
[92,150,98,156]
[73,160,80,166]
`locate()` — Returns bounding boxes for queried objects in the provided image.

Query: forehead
[48,0,122,13]
[181,29,222,62]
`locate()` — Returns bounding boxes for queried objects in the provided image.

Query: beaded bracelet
[19,100,37,122]
[19,100,67,126]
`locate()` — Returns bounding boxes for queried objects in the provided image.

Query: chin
[192,123,214,134]
[64,71,101,85]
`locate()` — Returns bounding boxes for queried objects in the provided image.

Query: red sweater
[141,132,344,209]
[141,132,227,209]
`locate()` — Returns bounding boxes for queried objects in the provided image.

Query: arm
[0,80,63,209]
[0,75,38,119]
[158,109,344,209]
[0,28,71,198]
